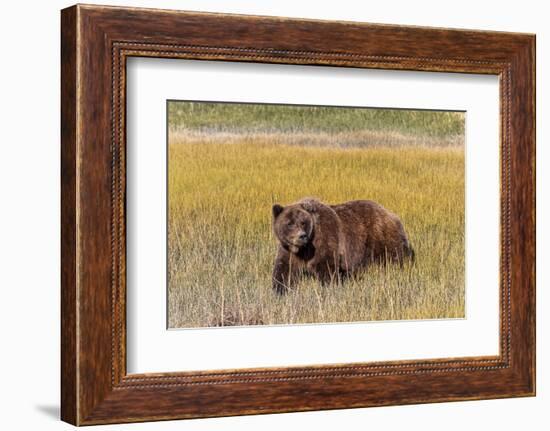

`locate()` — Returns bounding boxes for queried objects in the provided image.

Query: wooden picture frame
[61,4,535,425]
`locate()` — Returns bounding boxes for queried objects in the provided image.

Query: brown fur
[271,198,414,294]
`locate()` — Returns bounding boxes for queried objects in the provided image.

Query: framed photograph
[61,4,535,425]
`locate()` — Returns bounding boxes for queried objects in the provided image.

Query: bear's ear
[272,204,284,219]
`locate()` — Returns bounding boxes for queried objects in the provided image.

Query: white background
[127,59,500,373]
[0,0,546,430]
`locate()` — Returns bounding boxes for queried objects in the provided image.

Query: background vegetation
[168,102,465,328]
[168,102,464,137]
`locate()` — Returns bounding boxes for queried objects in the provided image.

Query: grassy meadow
[168,102,465,328]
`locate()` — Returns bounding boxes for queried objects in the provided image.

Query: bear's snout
[291,230,309,247]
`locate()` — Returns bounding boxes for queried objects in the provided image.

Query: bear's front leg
[310,256,339,286]
[272,246,297,295]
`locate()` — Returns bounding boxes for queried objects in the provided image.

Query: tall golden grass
[168,136,465,328]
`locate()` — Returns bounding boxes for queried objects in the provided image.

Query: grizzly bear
[271,198,414,294]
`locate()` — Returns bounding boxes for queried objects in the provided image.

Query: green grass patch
[168,101,465,138]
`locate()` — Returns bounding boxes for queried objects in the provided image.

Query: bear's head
[272,203,315,254]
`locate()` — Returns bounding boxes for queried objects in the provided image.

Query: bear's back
[330,200,408,268]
